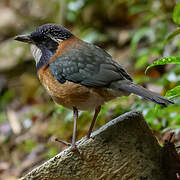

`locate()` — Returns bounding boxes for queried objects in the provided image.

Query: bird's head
[15,24,73,51]
[14,24,73,66]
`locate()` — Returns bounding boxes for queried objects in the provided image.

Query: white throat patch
[30,44,42,64]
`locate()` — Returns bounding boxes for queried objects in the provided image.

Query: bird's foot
[86,134,95,140]
[55,138,71,146]
[55,138,79,152]
[70,144,78,152]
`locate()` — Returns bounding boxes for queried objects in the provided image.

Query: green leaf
[145,56,180,73]
[165,85,180,99]
[173,2,180,24]
[166,28,180,43]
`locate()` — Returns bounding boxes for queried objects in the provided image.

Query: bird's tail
[110,80,174,106]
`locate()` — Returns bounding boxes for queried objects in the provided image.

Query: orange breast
[38,66,116,110]
[37,36,118,110]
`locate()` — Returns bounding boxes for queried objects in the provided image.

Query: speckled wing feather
[49,44,132,87]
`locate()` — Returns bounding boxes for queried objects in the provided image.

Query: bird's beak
[14,34,33,44]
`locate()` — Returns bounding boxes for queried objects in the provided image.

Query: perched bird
[14,23,173,149]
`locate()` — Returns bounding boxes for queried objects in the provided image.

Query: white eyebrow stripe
[46,34,64,43]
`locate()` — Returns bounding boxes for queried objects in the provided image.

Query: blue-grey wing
[49,45,132,87]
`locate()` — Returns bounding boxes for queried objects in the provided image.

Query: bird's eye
[31,32,41,41]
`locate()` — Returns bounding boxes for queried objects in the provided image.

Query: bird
[14,23,174,149]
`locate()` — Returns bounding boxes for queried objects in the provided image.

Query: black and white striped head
[15,24,73,51]
[14,24,73,65]
[32,24,72,46]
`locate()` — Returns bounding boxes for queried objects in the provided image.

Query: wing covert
[49,45,132,87]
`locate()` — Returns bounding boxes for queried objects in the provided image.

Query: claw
[55,138,71,146]
[55,138,79,152]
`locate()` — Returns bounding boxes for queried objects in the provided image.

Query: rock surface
[20,112,167,180]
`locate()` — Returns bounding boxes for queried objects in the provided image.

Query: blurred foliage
[146,56,180,101]
[143,2,180,130]
[0,0,180,179]
[166,85,180,99]
[173,1,180,24]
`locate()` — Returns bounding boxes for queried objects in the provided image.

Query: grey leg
[72,107,78,147]
[87,106,101,139]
